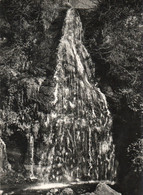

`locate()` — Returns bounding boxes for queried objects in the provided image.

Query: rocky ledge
[60,183,121,195]
[1,182,122,195]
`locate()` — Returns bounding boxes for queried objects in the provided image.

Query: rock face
[94,183,122,195]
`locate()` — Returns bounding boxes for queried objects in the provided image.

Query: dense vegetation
[81,1,142,194]
[0,0,142,194]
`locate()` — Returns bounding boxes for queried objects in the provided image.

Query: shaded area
[6,130,28,172]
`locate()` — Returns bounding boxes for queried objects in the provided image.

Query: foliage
[81,1,142,194]
[83,0,142,113]
[127,138,143,173]
[0,0,61,140]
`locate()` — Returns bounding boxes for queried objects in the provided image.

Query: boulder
[94,183,122,195]
[46,188,59,194]
[61,188,75,195]
[49,188,59,194]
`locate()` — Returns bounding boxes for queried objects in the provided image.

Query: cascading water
[38,8,117,183]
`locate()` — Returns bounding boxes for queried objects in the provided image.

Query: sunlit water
[25,180,115,191]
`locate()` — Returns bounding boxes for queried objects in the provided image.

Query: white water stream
[37,8,117,182]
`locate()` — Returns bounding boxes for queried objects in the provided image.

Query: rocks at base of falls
[0,183,122,195]
[45,184,121,195]
[66,183,121,195]
[94,183,122,195]
[46,188,60,195]
[46,188,74,195]
[61,188,75,195]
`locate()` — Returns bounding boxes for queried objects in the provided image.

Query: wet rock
[50,188,59,194]
[94,183,122,195]
[46,188,60,195]
[0,137,10,173]
[50,188,59,193]
[63,2,72,8]
[32,121,40,139]
[61,188,75,195]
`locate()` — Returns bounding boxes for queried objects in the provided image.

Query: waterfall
[38,8,117,182]
[29,134,34,179]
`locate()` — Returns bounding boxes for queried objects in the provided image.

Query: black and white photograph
[0,0,142,194]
